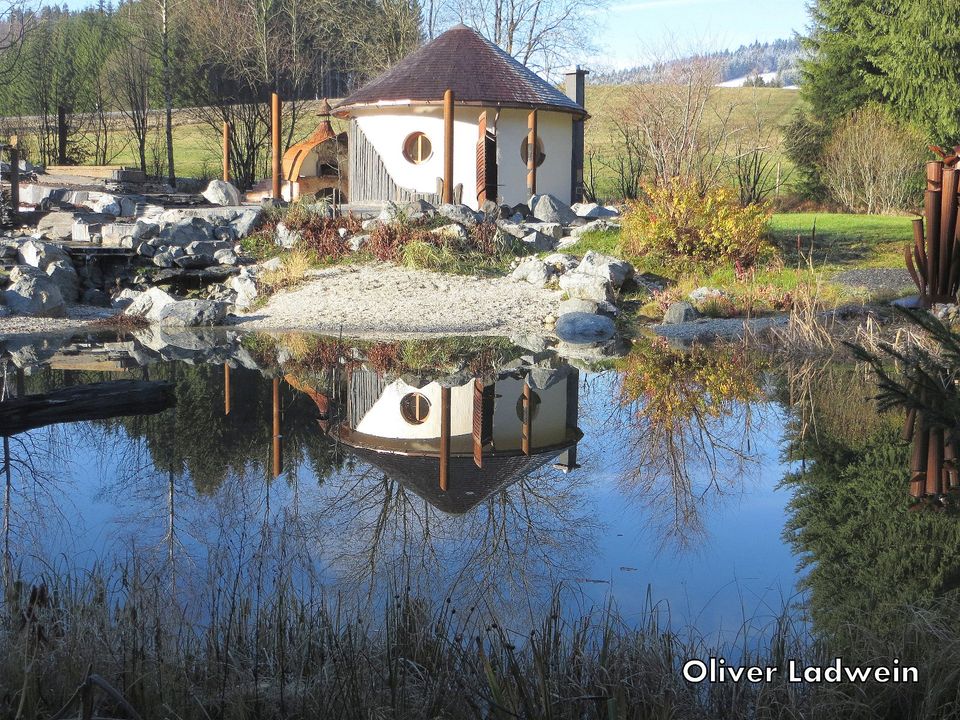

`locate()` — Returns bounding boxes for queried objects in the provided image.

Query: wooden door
[476,112,498,205]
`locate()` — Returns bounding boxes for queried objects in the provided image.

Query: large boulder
[36,212,80,241]
[4,273,67,317]
[523,221,563,241]
[45,260,80,303]
[573,250,633,289]
[202,179,243,206]
[555,312,616,344]
[157,299,227,327]
[431,223,470,242]
[18,239,70,269]
[530,194,577,225]
[558,272,613,302]
[124,286,177,322]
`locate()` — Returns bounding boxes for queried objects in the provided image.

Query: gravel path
[833,268,914,293]
[231,264,563,338]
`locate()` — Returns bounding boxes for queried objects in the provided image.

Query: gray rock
[349,234,369,253]
[510,257,552,286]
[521,231,555,252]
[261,257,283,272]
[202,179,243,206]
[81,288,111,307]
[530,194,577,225]
[124,287,177,321]
[543,253,578,274]
[161,217,213,246]
[37,212,81,241]
[662,301,700,324]
[523,222,563,241]
[688,286,728,303]
[275,222,300,249]
[573,250,633,289]
[228,273,258,309]
[136,242,156,258]
[157,300,227,327]
[567,218,620,240]
[431,223,470,242]
[214,248,239,266]
[18,239,70,269]
[4,274,67,317]
[436,203,480,227]
[496,220,527,239]
[112,288,141,310]
[45,260,79,303]
[558,272,613,302]
[555,312,616,344]
[186,240,232,256]
[153,250,179,268]
[231,209,263,238]
[559,298,600,315]
[571,202,619,219]
[174,254,215,269]
[213,224,238,243]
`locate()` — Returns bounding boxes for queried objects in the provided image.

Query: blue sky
[591,0,811,68]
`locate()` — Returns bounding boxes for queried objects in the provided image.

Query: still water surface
[2,329,810,640]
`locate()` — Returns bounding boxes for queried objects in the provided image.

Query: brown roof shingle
[336,25,586,117]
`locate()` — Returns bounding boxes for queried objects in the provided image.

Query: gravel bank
[231,264,563,338]
[0,305,115,338]
[833,268,913,293]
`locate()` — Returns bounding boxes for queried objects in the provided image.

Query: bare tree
[438,0,605,75]
[731,90,789,205]
[104,41,152,172]
[620,53,739,195]
[821,104,925,215]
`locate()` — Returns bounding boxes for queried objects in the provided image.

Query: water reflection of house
[331,363,582,514]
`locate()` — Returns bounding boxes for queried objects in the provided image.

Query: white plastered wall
[353,105,574,209]
[355,379,474,440]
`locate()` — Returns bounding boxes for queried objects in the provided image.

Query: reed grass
[3,563,960,720]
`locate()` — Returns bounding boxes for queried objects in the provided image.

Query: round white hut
[335,25,588,211]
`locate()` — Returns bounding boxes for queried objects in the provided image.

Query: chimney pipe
[564,65,588,203]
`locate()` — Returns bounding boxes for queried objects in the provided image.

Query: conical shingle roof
[336,25,586,117]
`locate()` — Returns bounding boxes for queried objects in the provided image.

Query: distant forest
[593,38,803,86]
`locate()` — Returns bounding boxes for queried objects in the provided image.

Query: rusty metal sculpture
[907,152,960,306]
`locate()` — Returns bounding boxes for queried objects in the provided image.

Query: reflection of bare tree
[310,459,597,615]
[611,340,768,549]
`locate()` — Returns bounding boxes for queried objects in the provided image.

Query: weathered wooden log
[0,380,175,436]
[940,167,958,295]
[926,162,943,298]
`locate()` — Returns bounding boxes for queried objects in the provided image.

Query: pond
[3,325,959,707]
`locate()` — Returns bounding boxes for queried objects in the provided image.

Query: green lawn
[768,212,916,268]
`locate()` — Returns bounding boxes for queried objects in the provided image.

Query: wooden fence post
[443,89,454,204]
[526,110,538,197]
[222,121,230,183]
[271,93,282,200]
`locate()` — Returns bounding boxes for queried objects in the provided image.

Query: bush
[821,105,925,214]
[621,179,773,267]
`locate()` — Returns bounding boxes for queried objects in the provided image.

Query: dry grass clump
[258,249,314,293]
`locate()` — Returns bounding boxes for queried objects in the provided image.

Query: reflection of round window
[519,137,545,166]
[400,392,431,424]
[515,390,541,421]
[403,132,432,164]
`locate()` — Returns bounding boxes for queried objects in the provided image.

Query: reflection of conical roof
[335,25,586,117]
[345,445,570,514]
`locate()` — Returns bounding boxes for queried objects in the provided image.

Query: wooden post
[443,89,454,205]
[521,382,532,456]
[526,110,538,197]
[271,93,282,200]
[439,385,451,491]
[223,363,231,416]
[272,376,282,478]
[222,121,230,183]
[8,147,18,221]
[926,162,943,301]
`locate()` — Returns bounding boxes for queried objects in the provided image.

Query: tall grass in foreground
[3,566,960,719]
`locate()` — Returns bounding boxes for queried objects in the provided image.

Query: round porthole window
[400,392,431,424]
[519,136,545,167]
[403,132,432,164]
[515,390,542,421]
